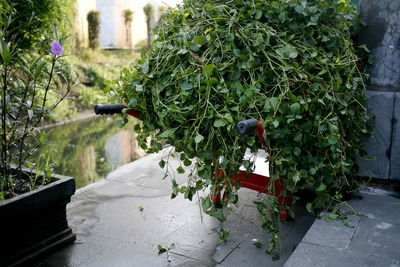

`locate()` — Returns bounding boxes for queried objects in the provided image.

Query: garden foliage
[143,4,155,49]
[0,0,75,50]
[115,0,371,252]
[1,13,75,200]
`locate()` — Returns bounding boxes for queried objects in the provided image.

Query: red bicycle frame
[94,104,292,219]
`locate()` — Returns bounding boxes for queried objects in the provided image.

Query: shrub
[143,3,154,49]
[0,0,74,50]
[87,10,100,49]
[123,9,134,48]
[0,17,75,199]
[114,0,371,252]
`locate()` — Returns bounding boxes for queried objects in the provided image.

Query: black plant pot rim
[0,167,76,217]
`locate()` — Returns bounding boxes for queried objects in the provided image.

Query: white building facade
[76,0,181,48]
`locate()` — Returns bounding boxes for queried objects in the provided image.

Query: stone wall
[357,0,400,179]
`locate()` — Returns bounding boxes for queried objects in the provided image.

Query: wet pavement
[32,148,314,266]
[32,148,400,266]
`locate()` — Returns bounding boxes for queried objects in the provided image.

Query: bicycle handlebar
[94,104,123,115]
[237,119,259,134]
[94,105,260,138]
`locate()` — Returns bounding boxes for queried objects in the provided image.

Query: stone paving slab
[357,91,395,179]
[347,187,400,225]
[301,214,360,249]
[285,187,400,267]
[348,216,400,261]
[285,242,399,267]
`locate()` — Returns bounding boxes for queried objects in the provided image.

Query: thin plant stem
[17,55,56,177]
[2,62,8,178]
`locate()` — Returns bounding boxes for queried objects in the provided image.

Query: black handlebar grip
[94,104,123,115]
[237,119,259,134]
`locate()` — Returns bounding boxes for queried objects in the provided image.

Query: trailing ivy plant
[114,0,371,253]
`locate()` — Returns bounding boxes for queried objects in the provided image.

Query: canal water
[32,116,145,189]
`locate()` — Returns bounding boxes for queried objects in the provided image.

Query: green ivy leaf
[310,14,320,24]
[293,147,301,156]
[293,132,303,142]
[368,54,374,65]
[254,9,262,20]
[224,113,233,123]
[269,97,279,110]
[183,158,192,166]
[158,244,167,253]
[202,196,212,211]
[214,119,226,127]
[190,42,201,52]
[159,160,166,168]
[142,60,149,74]
[310,83,321,92]
[177,166,185,174]
[128,98,138,107]
[292,171,300,183]
[327,212,339,221]
[329,123,338,134]
[202,64,216,77]
[327,135,338,145]
[295,5,305,15]
[193,35,207,45]
[253,240,263,248]
[195,134,204,143]
[171,180,179,199]
[218,228,230,243]
[205,78,219,86]
[316,183,326,192]
[306,203,313,213]
[159,129,176,138]
[275,46,298,59]
[117,117,127,128]
[216,210,226,222]
[180,81,193,90]
[233,49,241,57]
[290,103,301,114]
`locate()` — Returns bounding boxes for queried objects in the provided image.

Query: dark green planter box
[0,172,76,266]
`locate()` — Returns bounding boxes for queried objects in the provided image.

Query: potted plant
[0,10,76,266]
[112,0,371,254]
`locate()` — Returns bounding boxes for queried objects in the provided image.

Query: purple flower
[50,41,63,56]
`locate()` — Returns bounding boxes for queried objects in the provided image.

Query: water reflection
[105,130,144,169]
[31,116,145,188]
